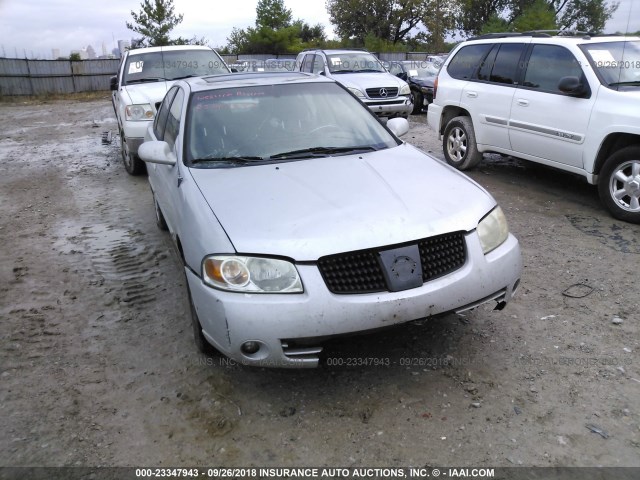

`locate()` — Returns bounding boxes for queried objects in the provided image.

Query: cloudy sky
[0,0,637,59]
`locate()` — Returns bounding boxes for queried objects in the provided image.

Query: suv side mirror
[110,76,118,91]
[558,76,587,97]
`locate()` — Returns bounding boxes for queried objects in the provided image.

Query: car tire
[154,195,168,231]
[598,146,640,224]
[443,116,482,170]
[411,91,423,114]
[120,132,145,176]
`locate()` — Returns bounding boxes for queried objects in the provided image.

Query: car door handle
[466,91,478,98]
[516,99,529,106]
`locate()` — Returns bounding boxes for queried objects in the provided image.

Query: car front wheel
[598,146,640,224]
[411,90,423,114]
[443,116,482,170]
[120,131,145,176]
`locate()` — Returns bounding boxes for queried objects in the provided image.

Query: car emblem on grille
[379,88,388,97]
[378,245,423,292]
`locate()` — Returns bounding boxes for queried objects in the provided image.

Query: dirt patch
[0,100,638,468]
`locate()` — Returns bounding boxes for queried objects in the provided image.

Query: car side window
[389,63,403,76]
[523,45,585,93]
[488,43,525,85]
[164,88,185,149]
[312,55,325,74]
[301,54,315,73]
[154,87,178,141]
[448,44,493,80]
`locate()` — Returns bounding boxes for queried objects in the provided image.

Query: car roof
[183,72,334,92]
[126,45,214,56]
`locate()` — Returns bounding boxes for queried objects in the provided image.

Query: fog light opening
[241,341,261,355]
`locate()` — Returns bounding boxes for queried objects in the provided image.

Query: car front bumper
[186,231,522,368]
[121,119,152,156]
[363,96,413,117]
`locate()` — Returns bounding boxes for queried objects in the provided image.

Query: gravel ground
[1,96,639,470]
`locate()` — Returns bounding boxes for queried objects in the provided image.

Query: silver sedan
[138,72,522,368]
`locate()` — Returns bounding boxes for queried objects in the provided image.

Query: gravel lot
[1,95,639,470]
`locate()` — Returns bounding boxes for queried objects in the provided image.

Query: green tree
[512,0,557,31]
[256,0,293,29]
[326,0,426,44]
[226,0,326,53]
[69,52,81,61]
[126,0,184,47]
[464,0,618,37]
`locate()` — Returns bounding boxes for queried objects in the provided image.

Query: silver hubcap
[446,127,467,162]
[610,160,640,212]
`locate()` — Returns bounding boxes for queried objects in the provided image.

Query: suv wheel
[598,146,640,224]
[443,116,482,170]
[120,131,145,176]
[411,90,423,114]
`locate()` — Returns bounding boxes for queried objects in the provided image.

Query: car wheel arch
[441,106,470,135]
[593,133,640,176]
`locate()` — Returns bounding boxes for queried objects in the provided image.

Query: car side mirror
[230,68,238,73]
[387,117,410,138]
[110,75,118,91]
[558,76,587,97]
[138,141,177,166]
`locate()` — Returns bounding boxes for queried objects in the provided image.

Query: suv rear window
[447,44,493,80]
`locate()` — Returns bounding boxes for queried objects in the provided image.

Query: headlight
[125,104,154,121]
[202,255,303,293]
[399,84,411,95]
[477,207,509,254]
[347,87,365,98]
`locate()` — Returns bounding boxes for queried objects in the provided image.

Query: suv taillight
[433,76,438,100]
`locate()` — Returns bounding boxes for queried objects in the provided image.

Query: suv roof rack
[471,30,596,40]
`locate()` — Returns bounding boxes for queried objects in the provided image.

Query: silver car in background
[138,72,522,368]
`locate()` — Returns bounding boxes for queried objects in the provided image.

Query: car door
[508,44,596,168]
[150,86,185,235]
[462,43,526,152]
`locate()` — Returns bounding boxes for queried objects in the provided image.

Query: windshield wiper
[190,156,264,166]
[269,146,377,160]
[172,74,200,80]
[126,77,168,84]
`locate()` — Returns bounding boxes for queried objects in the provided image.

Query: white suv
[295,49,413,118]
[428,33,640,223]
[110,45,230,175]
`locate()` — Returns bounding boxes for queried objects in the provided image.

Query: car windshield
[582,40,640,90]
[402,61,439,78]
[123,50,229,85]
[185,82,399,167]
[327,53,386,73]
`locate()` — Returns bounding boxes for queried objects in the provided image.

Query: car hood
[189,144,495,261]
[332,72,407,92]
[122,81,174,106]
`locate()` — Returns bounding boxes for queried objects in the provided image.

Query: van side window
[489,43,525,85]
[523,45,585,93]
[447,44,493,80]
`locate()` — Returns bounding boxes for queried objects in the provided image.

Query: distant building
[86,45,96,59]
[71,49,88,60]
[102,42,107,57]
[112,47,120,58]
[52,48,60,59]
